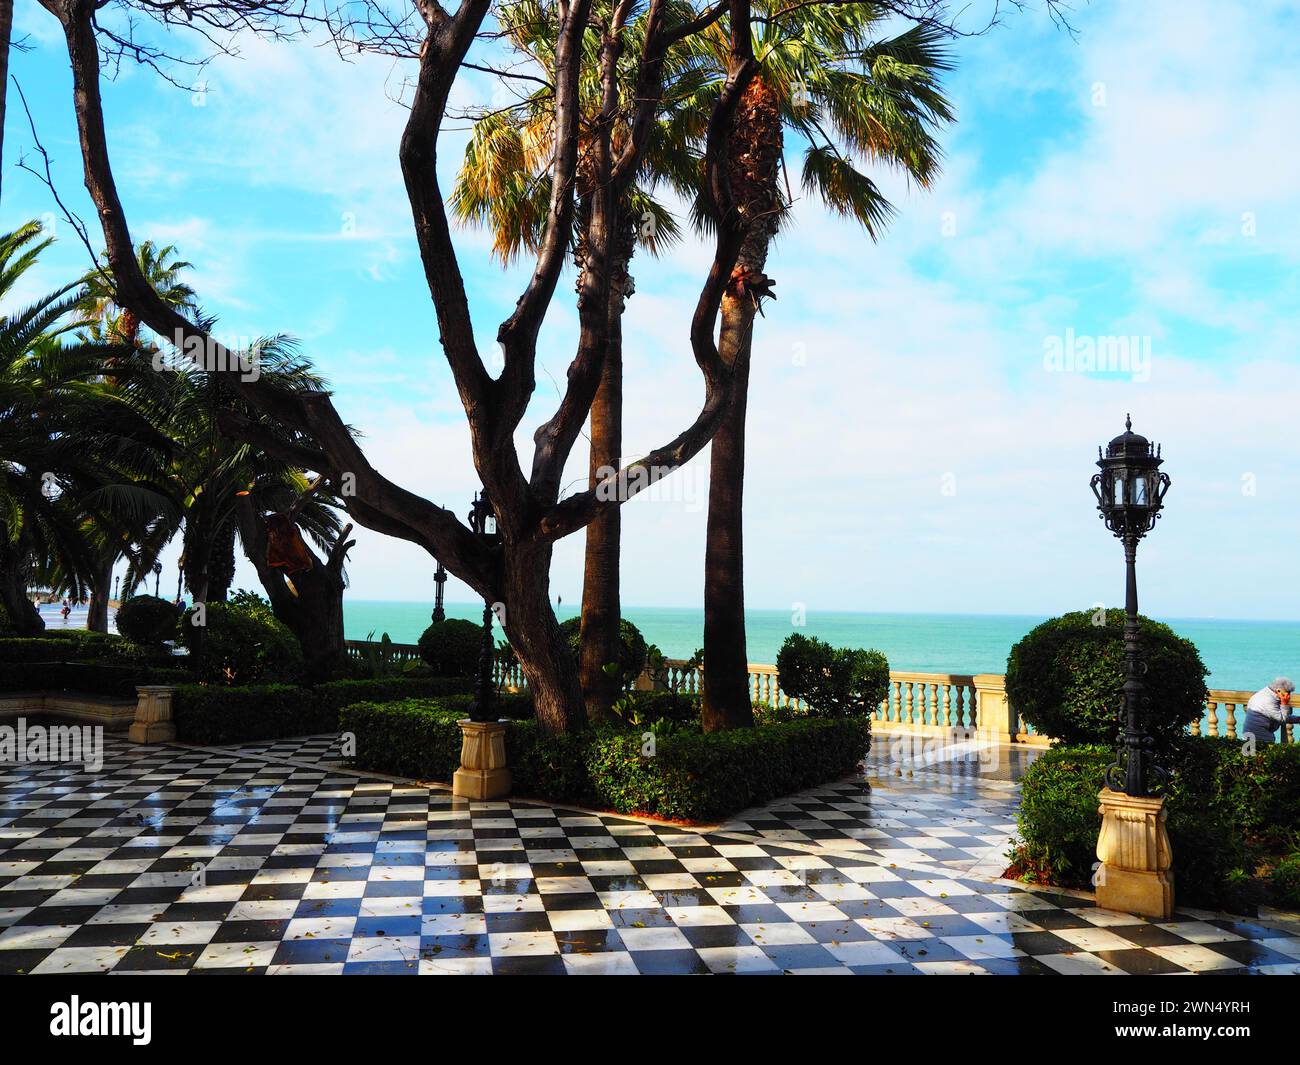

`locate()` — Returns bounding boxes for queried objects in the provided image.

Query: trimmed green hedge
[340,696,872,821]
[173,675,477,744]
[1014,739,1300,911]
[0,660,193,698]
[0,634,122,663]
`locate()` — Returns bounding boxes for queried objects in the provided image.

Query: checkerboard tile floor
[3,734,1299,975]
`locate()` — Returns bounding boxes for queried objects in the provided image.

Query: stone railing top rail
[343,643,1255,705]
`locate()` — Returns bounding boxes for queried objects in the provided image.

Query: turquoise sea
[341,601,1300,695]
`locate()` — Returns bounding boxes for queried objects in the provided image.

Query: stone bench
[0,685,176,743]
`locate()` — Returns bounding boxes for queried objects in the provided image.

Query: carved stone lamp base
[128,685,177,745]
[452,720,512,801]
[1095,787,1174,919]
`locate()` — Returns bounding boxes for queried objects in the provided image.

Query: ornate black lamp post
[467,492,501,723]
[431,560,447,623]
[152,561,163,599]
[1090,415,1171,798]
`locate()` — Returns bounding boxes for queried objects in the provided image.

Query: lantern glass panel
[1134,476,1149,506]
[1112,475,1125,506]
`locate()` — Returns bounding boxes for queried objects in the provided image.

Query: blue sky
[8,0,1300,619]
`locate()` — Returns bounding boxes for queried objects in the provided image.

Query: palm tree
[697,9,953,730]
[0,222,171,633]
[81,236,353,665]
[76,240,197,629]
[82,240,195,352]
[118,326,352,670]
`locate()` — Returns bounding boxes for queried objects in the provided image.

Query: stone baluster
[1225,702,1238,740]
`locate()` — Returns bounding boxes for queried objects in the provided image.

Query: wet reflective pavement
[1,733,1298,974]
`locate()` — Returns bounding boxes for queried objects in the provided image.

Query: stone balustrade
[343,639,1279,744]
[656,660,1270,745]
[343,639,423,664]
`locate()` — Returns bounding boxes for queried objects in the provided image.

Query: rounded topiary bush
[776,633,890,718]
[417,618,485,678]
[558,616,648,686]
[177,592,303,685]
[1005,608,1208,749]
[115,594,181,646]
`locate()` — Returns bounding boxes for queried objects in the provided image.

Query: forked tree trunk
[236,499,352,678]
[86,555,113,633]
[501,541,586,735]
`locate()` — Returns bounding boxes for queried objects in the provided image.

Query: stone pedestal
[128,686,177,744]
[452,720,511,800]
[1095,787,1174,919]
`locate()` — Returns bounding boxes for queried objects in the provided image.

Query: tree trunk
[702,77,782,732]
[579,264,627,721]
[0,538,43,635]
[702,267,759,731]
[236,499,352,679]
[500,541,586,735]
[86,554,113,633]
[183,539,208,606]
[207,518,236,603]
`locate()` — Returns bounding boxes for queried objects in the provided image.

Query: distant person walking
[1244,678,1300,746]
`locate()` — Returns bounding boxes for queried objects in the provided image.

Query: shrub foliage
[178,592,303,686]
[115,595,181,646]
[417,618,485,678]
[173,675,476,744]
[558,616,648,686]
[1014,738,1300,911]
[1005,608,1208,747]
[775,633,889,717]
[340,695,872,821]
